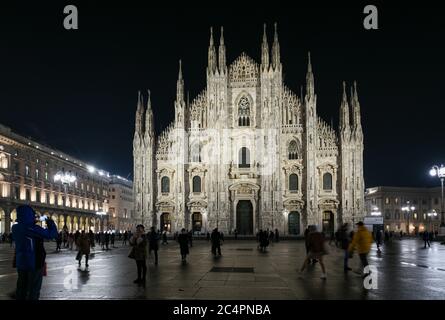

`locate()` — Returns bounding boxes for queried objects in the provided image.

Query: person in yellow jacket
[348,221,373,276]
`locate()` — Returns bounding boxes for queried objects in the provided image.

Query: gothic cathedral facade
[133,24,365,235]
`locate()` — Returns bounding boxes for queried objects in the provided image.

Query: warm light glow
[87,165,95,173]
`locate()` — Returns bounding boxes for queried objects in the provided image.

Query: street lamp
[402,201,415,235]
[282,208,289,236]
[54,170,76,228]
[427,210,438,233]
[429,164,445,228]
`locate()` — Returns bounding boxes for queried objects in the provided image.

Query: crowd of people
[7,203,443,299]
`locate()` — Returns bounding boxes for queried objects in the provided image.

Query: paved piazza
[1,239,445,300]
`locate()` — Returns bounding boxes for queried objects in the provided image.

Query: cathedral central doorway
[236,200,253,235]
[160,213,171,232]
[322,211,335,236]
[288,211,300,235]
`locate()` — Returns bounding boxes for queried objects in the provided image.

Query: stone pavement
[1,238,445,300]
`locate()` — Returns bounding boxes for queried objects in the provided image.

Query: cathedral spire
[218,26,227,74]
[176,59,184,102]
[261,23,270,71]
[306,52,314,97]
[352,81,362,133]
[135,90,144,134]
[339,82,350,132]
[271,22,280,70]
[145,89,154,135]
[208,27,217,74]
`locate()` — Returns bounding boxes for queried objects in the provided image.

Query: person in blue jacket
[12,205,58,300]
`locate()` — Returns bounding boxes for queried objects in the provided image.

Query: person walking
[110,232,116,248]
[68,232,74,250]
[299,225,327,279]
[100,232,105,250]
[104,231,110,250]
[129,225,148,285]
[211,228,222,256]
[123,231,128,246]
[148,226,159,265]
[74,230,80,250]
[188,230,193,248]
[162,230,168,245]
[339,223,352,272]
[234,228,238,240]
[89,230,95,250]
[56,231,62,252]
[275,229,279,242]
[12,205,58,300]
[178,228,190,262]
[348,221,373,277]
[76,230,91,267]
[375,229,382,253]
[423,230,431,248]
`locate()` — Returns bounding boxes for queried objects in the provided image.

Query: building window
[238,147,250,168]
[36,159,39,164]
[395,198,399,204]
[35,169,39,180]
[161,176,170,193]
[81,183,84,190]
[434,198,439,205]
[46,193,50,204]
[413,213,418,220]
[238,96,250,126]
[289,174,298,192]
[45,171,48,181]
[192,176,201,193]
[112,188,115,192]
[385,197,390,205]
[323,173,333,191]
[385,209,391,220]
[45,161,48,167]
[36,191,41,203]
[0,153,8,169]
[395,209,400,220]
[422,199,427,205]
[112,195,115,199]
[26,189,31,201]
[14,161,19,173]
[87,185,90,192]
[25,165,30,176]
[288,141,298,160]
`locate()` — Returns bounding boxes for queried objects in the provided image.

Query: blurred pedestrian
[339,223,352,272]
[56,232,62,252]
[129,225,147,285]
[423,230,431,248]
[148,226,159,265]
[162,230,168,245]
[348,222,373,277]
[275,229,279,242]
[211,228,222,256]
[76,230,90,267]
[178,228,190,262]
[300,225,327,279]
[375,230,382,252]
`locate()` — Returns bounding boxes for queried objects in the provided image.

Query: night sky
[0,2,444,188]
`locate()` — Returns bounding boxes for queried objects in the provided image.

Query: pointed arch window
[289,174,298,192]
[192,176,201,193]
[238,96,251,127]
[323,173,333,191]
[239,147,250,168]
[161,176,170,193]
[288,140,298,160]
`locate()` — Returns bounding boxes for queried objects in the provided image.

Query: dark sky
[0,1,444,188]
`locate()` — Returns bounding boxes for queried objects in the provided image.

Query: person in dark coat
[162,230,168,244]
[89,230,95,249]
[423,230,431,248]
[110,232,115,248]
[188,230,193,247]
[259,230,269,252]
[76,230,91,267]
[211,228,222,256]
[339,223,352,272]
[12,205,58,300]
[129,225,148,284]
[104,231,110,250]
[178,228,190,262]
[56,231,62,252]
[148,227,159,265]
[375,230,382,252]
[275,229,279,242]
[123,231,128,245]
